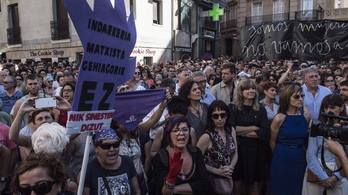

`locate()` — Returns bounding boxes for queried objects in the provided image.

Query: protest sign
[62,0,137,134]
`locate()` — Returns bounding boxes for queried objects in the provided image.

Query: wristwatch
[0,176,7,182]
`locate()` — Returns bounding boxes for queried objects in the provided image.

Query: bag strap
[321,139,342,173]
[96,160,113,195]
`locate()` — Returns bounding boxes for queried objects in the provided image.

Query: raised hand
[167,150,184,184]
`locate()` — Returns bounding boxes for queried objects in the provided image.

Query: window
[273,0,284,21]
[302,0,313,10]
[252,2,263,25]
[51,0,69,40]
[153,0,162,24]
[205,40,212,51]
[125,0,136,19]
[144,57,153,66]
[7,3,21,44]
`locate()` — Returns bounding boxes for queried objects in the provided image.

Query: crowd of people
[1,55,348,195]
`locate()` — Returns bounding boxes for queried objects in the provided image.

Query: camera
[310,112,348,144]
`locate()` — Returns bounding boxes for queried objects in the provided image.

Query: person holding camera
[302,94,348,195]
[324,137,348,178]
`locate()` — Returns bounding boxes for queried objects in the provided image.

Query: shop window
[144,57,153,66]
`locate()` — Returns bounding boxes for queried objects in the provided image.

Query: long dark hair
[206,100,232,134]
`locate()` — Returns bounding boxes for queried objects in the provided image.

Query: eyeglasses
[3,81,12,84]
[211,113,227,119]
[293,94,305,99]
[134,72,141,75]
[47,80,53,83]
[18,181,56,195]
[98,141,121,150]
[325,80,334,83]
[16,78,22,81]
[63,89,73,93]
[171,127,189,135]
[196,80,207,84]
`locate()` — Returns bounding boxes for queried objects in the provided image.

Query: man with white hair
[174,68,191,96]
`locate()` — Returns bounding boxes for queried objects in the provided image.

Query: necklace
[190,104,201,120]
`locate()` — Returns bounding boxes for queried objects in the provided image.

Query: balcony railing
[324,8,348,20]
[50,18,70,40]
[295,9,323,21]
[203,20,217,29]
[220,19,237,30]
[245,13,290,26]
[7,27,22,45]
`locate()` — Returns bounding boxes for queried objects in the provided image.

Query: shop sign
[131,48,156,55]
[175,47,192,52]
[203,30,215,39]
[29,50,65,57]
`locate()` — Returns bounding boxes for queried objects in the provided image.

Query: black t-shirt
[85,156,137,195]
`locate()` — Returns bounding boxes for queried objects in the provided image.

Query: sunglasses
[293,94,305,99]
[47,80,53,83]
[16,78,23,81]
[21,73,27,76]
[210,77,215,80]
[256,72,262,75]
[172,127,189,136]
[325,80,334,83]
[156,83,161,86]
[18,181,56,195]
[3,81,12,84]
[119,86,130,92]
[134,72,141,75]
[98,141,121,150]
[63,89,73,93]
[196,80,207,84]
[211,113,227,119]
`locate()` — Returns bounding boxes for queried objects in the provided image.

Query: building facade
[0,0,228,66]
[220,0,348,59]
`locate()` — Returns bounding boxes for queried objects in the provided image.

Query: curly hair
[11,153,66,195]
[232,79,260,111]
[178,80,197,101]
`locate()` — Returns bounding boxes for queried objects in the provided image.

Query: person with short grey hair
[192,71,216,105]
[0,75,23,115]
[302,66,332,120]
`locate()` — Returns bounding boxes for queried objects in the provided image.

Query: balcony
[203,20,217,29]
[245,13,290,26]
[324,8,348,20]
[295,9,323,21]
[7,27,22,45]
[220,19,237,30]
[50,18,70,40]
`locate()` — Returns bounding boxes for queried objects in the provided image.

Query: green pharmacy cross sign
[208,4,224,21]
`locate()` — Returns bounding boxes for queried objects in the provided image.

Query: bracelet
[164,181,175,189]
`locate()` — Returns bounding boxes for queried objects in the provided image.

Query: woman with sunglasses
[197,100,237,194]
[229,79,269,195]
[12,152,67,195]
[43,76,55,96]
[152,116,210,194]
[302,94,348,195]
[80,128,140,195]
[269,84,310,195]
